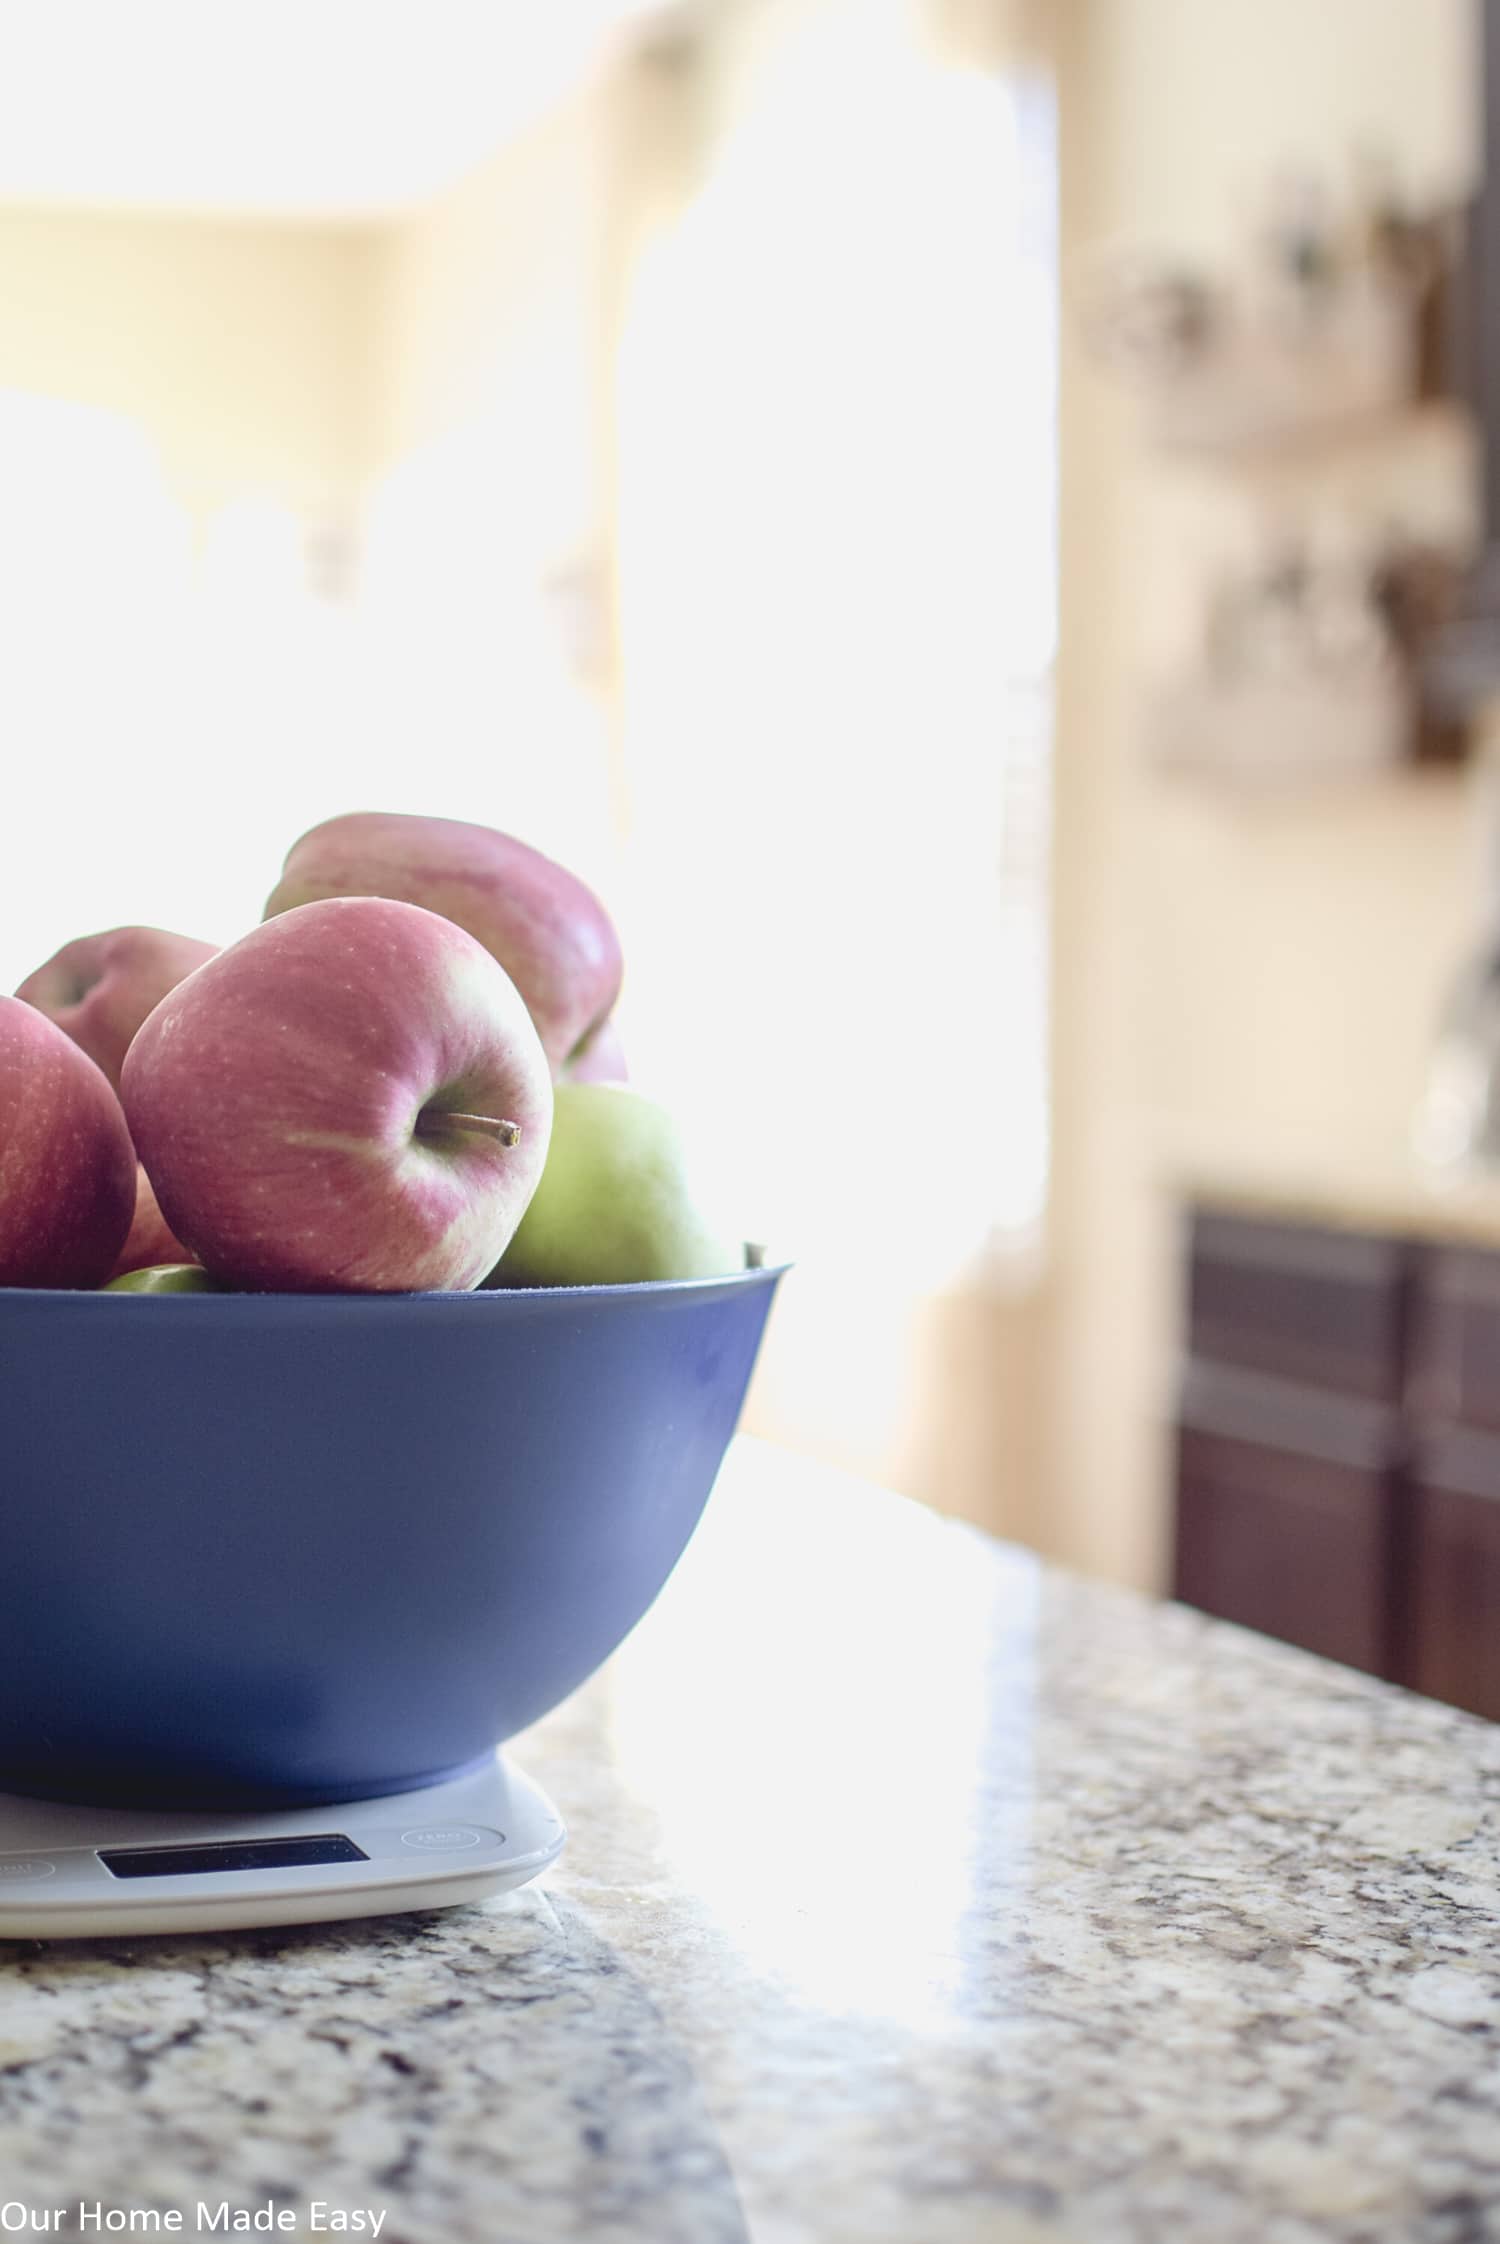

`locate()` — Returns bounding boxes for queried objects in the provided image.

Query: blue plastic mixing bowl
[0,1267,782,1807]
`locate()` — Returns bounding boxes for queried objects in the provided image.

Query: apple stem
[416,1110,522,1148]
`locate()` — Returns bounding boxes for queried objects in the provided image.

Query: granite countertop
[5,1439,1500,2244]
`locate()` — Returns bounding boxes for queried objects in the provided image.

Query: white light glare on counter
[603,1443,1040,2034]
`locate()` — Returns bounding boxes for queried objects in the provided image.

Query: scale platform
[0,1752,565,1939]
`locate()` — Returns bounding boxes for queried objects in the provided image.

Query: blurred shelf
[1135,286,1430,462]
[1144,670,1463,786]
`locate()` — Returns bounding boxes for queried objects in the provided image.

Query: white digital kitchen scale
[0,1753,565,1939]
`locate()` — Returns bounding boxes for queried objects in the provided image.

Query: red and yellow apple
[264,812,622,1075]
[0,996,138,1287]
[121,896,553,1293]
[15,926,218,1090]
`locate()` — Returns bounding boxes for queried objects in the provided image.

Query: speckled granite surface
[5,1438,1500,2243]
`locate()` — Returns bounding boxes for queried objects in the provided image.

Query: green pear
[492,1084,742,1287]
[102,1263,220,1294]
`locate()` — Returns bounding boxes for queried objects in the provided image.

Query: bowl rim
[0,1261,792,1307]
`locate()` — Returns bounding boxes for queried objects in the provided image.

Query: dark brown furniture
[1174,1205,1500,1720]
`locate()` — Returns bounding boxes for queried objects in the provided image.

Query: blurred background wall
[0,0,1487,1604]
[0,212,368,519]
[1049,0,1479,1587]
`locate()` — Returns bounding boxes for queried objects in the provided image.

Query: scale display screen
[98,1835,369,1879]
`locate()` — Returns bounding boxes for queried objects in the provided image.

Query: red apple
[0,996,137,1287]
[108,1165,193,1279]
[15,926,218,1090]
[264,813,622,1074]
[561,1016,629,1084]
[121,896,553,1293]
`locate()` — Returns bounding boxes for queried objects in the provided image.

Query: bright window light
[613,5,1055,1288]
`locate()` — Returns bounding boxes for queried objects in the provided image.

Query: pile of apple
[0,812,742,1296]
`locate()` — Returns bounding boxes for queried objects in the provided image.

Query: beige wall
[369,92,606,534]
[1048,0,1481,1588]
[355,84,625,892]
[0,208,377,520]
[0,207,386,984]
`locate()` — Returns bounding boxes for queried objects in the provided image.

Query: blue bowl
[0,1267,782,1808]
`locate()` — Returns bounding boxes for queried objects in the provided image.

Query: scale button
[0,1857,57,1881]
[400,1825,489,1852]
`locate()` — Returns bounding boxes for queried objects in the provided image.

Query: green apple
[491,1083,742,1287]
[103,1263,220,1294]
